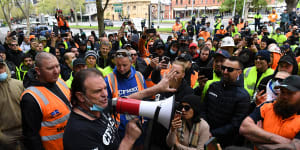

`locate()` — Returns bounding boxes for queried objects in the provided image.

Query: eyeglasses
[177,104,191,111]
[131,53,137,57]
[221,65,240,72]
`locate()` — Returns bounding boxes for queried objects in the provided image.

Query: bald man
[21,52,71,150]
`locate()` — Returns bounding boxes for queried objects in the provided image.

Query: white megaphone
[110,96,175,129]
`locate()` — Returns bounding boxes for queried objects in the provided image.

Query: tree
[220,0,268,16]
[15,0,31,36]
[37,0,84,25]
[286,0,299,13]
[0,0,13,31]
[96,0,109,36]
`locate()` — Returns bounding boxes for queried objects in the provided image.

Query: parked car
[104,19,113,27]
[33,25,51,37]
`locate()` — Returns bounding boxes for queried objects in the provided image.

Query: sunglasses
[131,53,137,57]
[255,57,266,61]
[116,52,129,57]
[177,104,191,111]
[221,65,240,72]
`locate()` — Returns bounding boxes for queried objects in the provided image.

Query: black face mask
[117,69,131,79]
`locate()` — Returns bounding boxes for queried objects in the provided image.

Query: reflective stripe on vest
[107,71,145,98]
[41,132,64,141]
[21,78,70,150]
[245,66,253,78]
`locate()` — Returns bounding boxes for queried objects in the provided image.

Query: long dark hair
[180,95,202,123]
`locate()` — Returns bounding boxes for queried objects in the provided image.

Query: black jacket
[20,69,71,150]
[60,63,72,81]
[134,57,148,74]
[202,79,250,147]
[6,49,24,67]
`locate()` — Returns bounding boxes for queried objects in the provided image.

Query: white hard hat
[268,43,281,54]
[221,36,235,47]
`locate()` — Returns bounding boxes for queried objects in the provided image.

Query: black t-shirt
[63,111,120,150]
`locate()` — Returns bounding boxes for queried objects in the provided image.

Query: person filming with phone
[167,95,210,150]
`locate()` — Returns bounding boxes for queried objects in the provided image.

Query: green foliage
[219,0,268,14]
[37,0,85,15]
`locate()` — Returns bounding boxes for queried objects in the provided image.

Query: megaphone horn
[110,96,175,129]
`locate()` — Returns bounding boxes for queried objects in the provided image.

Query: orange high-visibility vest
[106,71,145,123]
[57,17,69,28]
[107,71,145,98]
[144,58,156,88]
[21,78,71,150]
[190,71,198,88]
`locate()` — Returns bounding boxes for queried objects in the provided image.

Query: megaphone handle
[144,106,162,150]
[153,106,161,123]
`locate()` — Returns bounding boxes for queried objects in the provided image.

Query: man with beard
[105,49,147,150]
[16,54,34,81]
[240,75,300,150]
[243,50,274,99]
[202,56,250,148]
[194,49,229,100]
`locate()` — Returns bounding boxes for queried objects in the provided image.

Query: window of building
[213,0,215,3]
[133,6,136,9]
[176,0,178,4]
[181,0,182,4]
[201,0,203,3]
[189,0,190,4]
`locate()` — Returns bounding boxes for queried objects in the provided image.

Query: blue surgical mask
[0,72,8,81]
[84,95,105,112]
[170,49,176,55]
[90,104,104,112]
[87,45,91,50]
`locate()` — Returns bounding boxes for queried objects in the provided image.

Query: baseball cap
[39,36,47,41]
[278,75,300,91]
[214,49,230,58]
[189,43,197,48]
[176,53,192,62]
[197,37,205,41]
[278,54,294,65]
[72,58,86,67]
[179,36,188,41]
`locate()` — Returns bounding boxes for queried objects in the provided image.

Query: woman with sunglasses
[167,95,210,150]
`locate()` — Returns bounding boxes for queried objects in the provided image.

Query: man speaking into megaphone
[63,68,177,150]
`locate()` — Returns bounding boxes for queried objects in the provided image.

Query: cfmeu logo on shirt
[50,109,61,118]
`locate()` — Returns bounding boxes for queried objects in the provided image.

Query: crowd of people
[1,8,300,150]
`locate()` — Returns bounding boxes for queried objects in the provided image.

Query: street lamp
[232,0,236,17]
[242,0,246,19]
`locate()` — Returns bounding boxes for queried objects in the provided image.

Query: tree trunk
[286,0,299,13]
[25,0,30,37]
[75,9,78,25]
[96,0,104,36]
[0,4,12,31]
[96,0,109,36]
[16,0,30,36]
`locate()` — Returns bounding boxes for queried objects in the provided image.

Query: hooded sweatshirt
[0,62,24,147]
[20,69,71,150]
[258,54,298,99]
